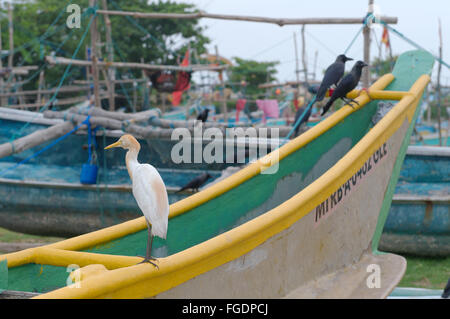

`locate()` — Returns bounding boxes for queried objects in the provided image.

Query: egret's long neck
[125,146,140,180]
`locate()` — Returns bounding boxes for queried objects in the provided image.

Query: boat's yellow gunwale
[29,74,430,299]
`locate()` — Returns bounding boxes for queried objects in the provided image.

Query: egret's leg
[138,221,159,269]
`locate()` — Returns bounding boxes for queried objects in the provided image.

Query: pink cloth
[256,99,279,123]
[235,99,247,122]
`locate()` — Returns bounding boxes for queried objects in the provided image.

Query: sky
[171,0,449,86]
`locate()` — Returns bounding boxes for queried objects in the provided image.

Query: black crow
[197,108,210,122]
[293,105,312,136]
[442,278,450,299]
[243,102,254,121]
[315,54,353,102]
[176,172,212,193]
[321,60,368,116]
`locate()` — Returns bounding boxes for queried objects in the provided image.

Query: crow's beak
[346,57,354,61]
[363,62,369,67]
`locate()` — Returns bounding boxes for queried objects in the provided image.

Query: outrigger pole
[96,4,397,88]
[95,9,397,27]
[45,56,230,72]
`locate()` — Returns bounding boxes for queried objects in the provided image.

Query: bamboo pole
[313,50,318,81]
[215,45,228,123]
[89,0,101,108]
[73,78,146,85]
[132,80,137,112]
[0,66,39,75]
[426,84,431,123]
[43,109,291,138]
[0,121,76,159]
[3,2,14,105]
[96,9,398,26]
[52,105,161,122]
[101,0,115,111]
[36,70,44,111]
[301,25,308,88]
[293,32,300,96]
[0,85,90,97]
[185,43,191,119]
[100,68,114,110]
[362,0,374,87]
[140,57,148,110]
[437,18,443,146]
[0,17,4,107]
[17,82,25,106]
[7,3,13,70]
[8,94,109,109]
[43,111,123,130]
[45,55,229,72]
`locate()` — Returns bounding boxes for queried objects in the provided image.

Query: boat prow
[0,50,435,299]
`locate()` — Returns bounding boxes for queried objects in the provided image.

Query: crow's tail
[315,84,327,102]
[175,187,188,194]
[321,98,334,116]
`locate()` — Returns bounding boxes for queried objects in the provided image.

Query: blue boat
[0,108,244,237]
[379,145,450,256]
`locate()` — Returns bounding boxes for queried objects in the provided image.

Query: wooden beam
[45,56,229,72]
[96,9,398,26]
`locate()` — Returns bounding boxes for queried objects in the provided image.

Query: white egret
[105,134,169,268]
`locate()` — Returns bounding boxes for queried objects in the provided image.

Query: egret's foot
[137,256,159,269]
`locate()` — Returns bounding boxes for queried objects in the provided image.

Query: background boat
[380,145,450,256]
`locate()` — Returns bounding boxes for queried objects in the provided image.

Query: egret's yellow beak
[104,140,122,150]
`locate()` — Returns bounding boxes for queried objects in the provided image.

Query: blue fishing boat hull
[379,146,450,256]
[0,111,232,236]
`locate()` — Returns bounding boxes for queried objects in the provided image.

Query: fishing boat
[0,50,434,298]
[379,145,450,256]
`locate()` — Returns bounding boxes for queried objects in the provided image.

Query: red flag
[381,26,390,48]
[172,50,190,106]
[235,99,246,122]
